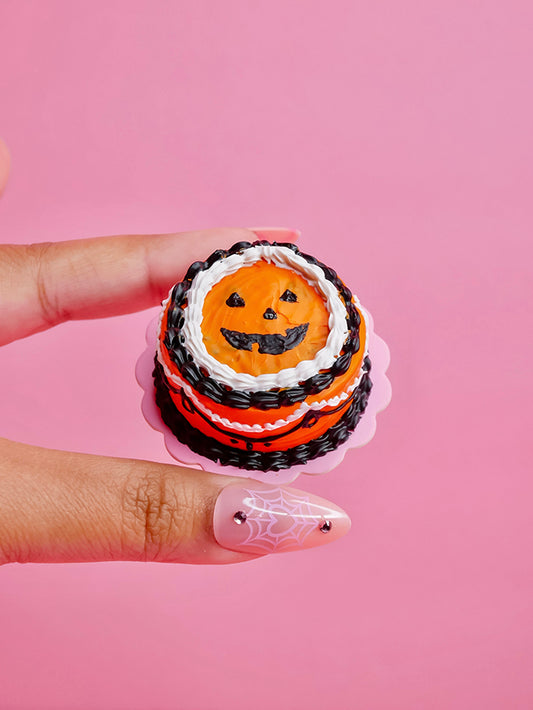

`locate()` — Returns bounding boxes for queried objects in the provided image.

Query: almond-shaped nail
[213,482,351,554]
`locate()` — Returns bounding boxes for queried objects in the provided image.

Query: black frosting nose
[263,308,277,320]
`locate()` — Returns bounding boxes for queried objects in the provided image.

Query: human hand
[0,140,351,565]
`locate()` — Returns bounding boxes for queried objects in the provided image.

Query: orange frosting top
[201,262,330,376]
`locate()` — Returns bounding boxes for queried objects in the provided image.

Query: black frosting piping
[162,240,363,409]
[280,289,297,302]
[226,292,245,307]
[220,322,309,355]
[153,356,372,472]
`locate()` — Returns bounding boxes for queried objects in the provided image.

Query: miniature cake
[153,240,372,471]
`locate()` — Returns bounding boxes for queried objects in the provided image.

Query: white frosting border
[173,245,357,391]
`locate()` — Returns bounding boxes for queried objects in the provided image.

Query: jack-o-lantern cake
[154,240,372,471]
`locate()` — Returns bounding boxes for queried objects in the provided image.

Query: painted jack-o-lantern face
[201,262,330,376]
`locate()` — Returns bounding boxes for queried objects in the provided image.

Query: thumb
[0,438,351,565]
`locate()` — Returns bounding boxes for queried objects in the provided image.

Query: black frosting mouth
[220,322,309,355]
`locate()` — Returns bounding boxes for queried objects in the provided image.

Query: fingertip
[248,227,301,242]
[144,226,299,299]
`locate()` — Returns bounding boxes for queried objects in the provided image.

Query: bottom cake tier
[153,357,373,472]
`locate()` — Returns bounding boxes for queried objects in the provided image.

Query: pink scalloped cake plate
[136,312,391,485]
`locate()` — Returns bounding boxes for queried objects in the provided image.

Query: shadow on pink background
[0,2,532,709]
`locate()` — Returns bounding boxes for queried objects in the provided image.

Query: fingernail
[248,227,301,240]
[213,482,351,554]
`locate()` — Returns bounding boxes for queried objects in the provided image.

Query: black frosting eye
[226,292,245,307]
[280,289,297,303]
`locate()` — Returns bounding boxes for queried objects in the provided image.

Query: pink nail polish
[248,227,301,239]
[213,482,351,554]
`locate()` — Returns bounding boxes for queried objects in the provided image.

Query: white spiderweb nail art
[240,488,319,553]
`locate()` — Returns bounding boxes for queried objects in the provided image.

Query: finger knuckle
[27,242,64,327]
[122,469,196,562]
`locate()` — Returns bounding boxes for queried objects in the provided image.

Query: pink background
[0,2,532,708]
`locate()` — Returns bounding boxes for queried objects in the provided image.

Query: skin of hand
[0,139,351,565]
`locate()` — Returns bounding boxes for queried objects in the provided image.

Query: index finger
[0,227,299,345]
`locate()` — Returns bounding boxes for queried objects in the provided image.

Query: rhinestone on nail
[319,520,332,533]
[233,510,247,524]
